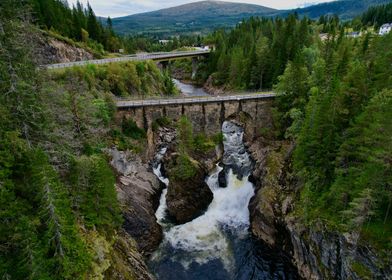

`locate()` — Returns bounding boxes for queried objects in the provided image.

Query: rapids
[149,121,299,279]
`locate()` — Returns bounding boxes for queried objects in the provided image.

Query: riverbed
[148,119,299,280]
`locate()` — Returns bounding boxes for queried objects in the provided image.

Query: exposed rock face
[286,219,392,280]
[108,148,163,254]
[248,140,290,247]
[105,230,154,280]
[203,75,226,96]
[165,154,213,224]
[248,139,392,280]
[33,33,93,65]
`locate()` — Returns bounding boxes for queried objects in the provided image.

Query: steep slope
[112,0,279,35]
[289,0,391,20]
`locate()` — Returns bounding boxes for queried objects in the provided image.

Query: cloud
[68,0,337,17]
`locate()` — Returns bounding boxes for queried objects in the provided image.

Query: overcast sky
[67,0,337,18]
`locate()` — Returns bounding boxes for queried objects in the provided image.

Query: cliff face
[33,32,94,65]
[109,148,163,255]
[247,138,391,280]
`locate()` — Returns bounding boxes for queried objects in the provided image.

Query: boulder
[165,154,213,224]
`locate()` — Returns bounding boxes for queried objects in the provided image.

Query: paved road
[43,50,210,70]
[116,92,276,108]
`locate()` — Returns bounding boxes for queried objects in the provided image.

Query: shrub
[170,153,198,180]
[121,118,146,140]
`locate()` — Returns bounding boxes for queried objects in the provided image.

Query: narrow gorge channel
[148,121,299,280]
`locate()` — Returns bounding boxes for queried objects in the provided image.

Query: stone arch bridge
[116,93,276,154]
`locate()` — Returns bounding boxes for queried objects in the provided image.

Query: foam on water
[163,167,254,269]
[151,121,255,271]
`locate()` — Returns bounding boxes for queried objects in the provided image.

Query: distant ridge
[112,0,392,35]
[112,0,279,35]
[287,0,392,20]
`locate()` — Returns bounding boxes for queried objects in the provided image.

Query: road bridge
[117,92,276,159]
[116,92,276,109]
[42,50,210,70]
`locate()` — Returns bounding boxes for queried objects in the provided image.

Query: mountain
[112,0,279,35]
[288,0,392,20]
[112,0,392,35]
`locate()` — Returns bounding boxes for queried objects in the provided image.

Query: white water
[151,121,255,271]
[152,147,170,226]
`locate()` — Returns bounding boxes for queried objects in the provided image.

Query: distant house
[159,40,172,45]
[347,31,361,38]
[379,23,392,36]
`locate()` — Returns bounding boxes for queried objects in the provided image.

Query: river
[148,118,299,280]
[173,79,210,97]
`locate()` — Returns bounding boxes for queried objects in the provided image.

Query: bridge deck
[116,92,276,108]
[43,50,210,70]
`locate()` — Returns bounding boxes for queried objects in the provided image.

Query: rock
[247,136,392,280]
[108,148,163,254]
[218,167,227,188]
[33,32,94,65]
[166,154,213,224]
[282,196,294,215]
[285,218,392,280]
[105,230,154,280]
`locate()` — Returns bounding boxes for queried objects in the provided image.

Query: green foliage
[69,155,122,232]
[193,134,216,153]
[169,153,198,181]
[0,3,129,278]
[152,116,173,131]
[29,150,92,280]
[289,23,392,250]
[351,261,373,280]
[121,118,146,140]
[51,60,174,97]
[212,132,225,145]
[31,0,122,52]
[177,116,194,154]
[207,16,314,90]
[361,2,392,28]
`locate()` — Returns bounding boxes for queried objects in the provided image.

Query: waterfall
[150,121,255,273]
[152,147,170,226]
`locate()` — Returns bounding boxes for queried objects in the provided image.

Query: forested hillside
[205,12,392,252]
[0,1,175,279]
[361,2,392,27]
[31,0,121,52]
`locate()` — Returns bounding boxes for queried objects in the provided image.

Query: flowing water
[149,121,299,280]
[173,79,210,96]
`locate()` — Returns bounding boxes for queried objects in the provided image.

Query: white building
[347,31,361,38]
[379,23,392,36]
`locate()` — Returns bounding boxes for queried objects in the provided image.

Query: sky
[67,0,337,18]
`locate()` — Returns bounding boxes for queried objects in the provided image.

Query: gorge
[113,80,391,280]
[148,120,299,279]
[2,1,391,279]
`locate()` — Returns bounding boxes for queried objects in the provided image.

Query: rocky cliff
[247,138,392,280]
[109,148,163,254]
[33,32,94,65]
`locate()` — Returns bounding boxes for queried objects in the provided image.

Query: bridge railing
[114,89,274,102]
[116,91,276,108]
[41,50,211,70]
